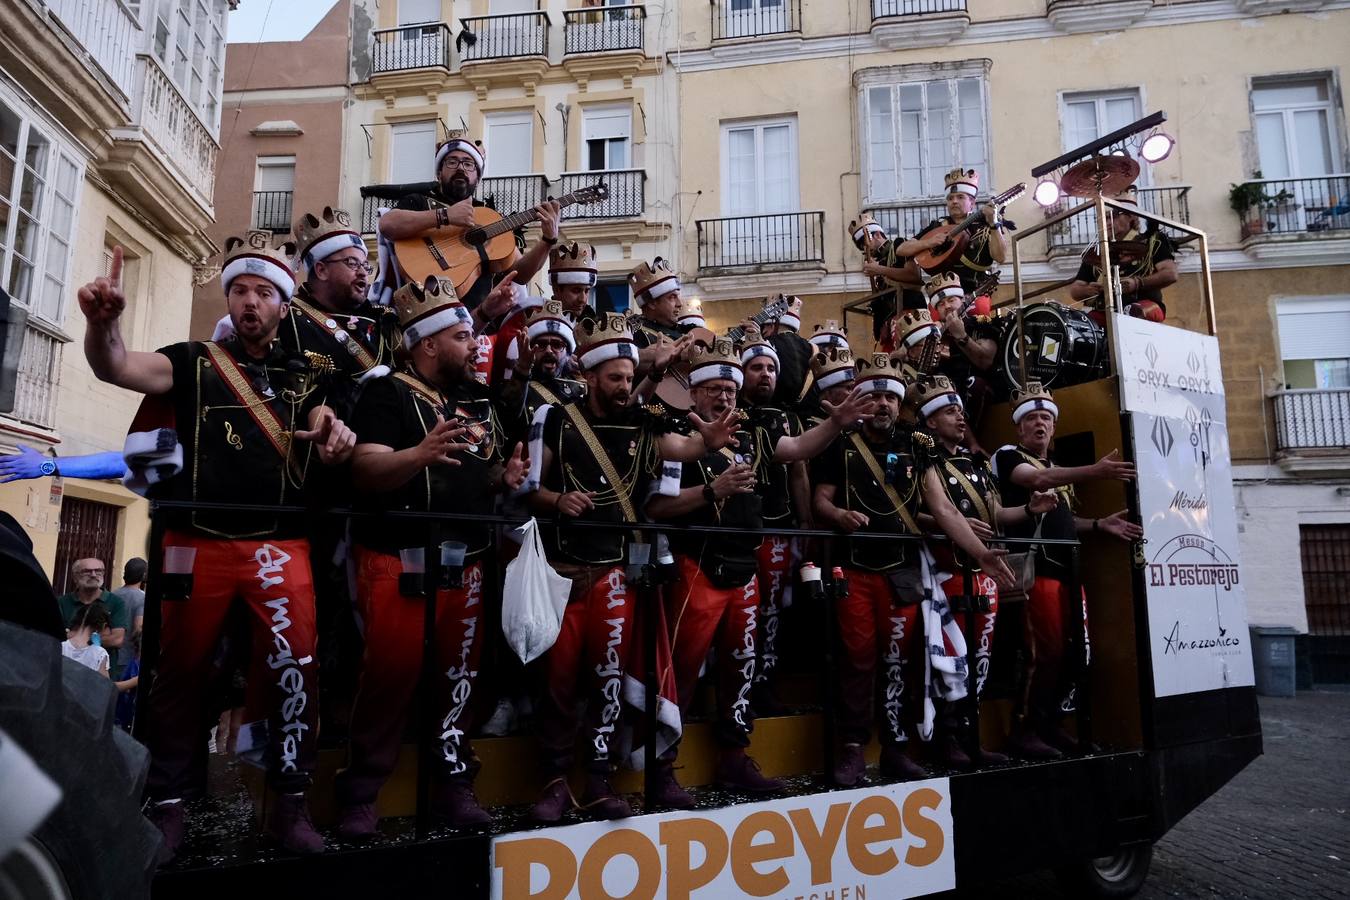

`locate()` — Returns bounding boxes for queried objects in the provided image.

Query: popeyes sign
[491,779,954,900]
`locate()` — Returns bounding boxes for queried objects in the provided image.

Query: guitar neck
[948,187,1021,240]
[727,305,785,343]
[479,190,583,240]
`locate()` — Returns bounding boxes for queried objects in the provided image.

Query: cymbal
[1060,155,1141,198]
[1082,239,1149,269]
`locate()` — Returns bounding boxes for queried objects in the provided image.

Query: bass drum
[996,302,1107,394]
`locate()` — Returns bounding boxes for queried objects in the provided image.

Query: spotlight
[1033,179,1062,207]
[1140,132,1175,163]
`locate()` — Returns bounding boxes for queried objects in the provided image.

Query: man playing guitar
[377,137,559,310]
[1068,185,1177,323]
[899,168,1009,293]
[850,214,926,345]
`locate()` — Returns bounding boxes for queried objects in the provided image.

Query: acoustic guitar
[912,183,1026,273]
[649,296,792,413]
[392,183,609,294]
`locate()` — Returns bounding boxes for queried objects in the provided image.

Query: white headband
[303,232,365,268]
[678,313,706,327]
[852,222,886,242]
[527,317,576,351]
[925,285,965,304]
[816,368,854,391]
[435,140,485,175]
[578,339,639,370]
[689,362,744,389]
[948,181,978,198]
[809,332,847,348]
[776,311,801,331]
[1012,397,1059,424]
[859,376,906,399]
[904,324,941,348]
[222,255,295,300]
[552,269,597,287]
[403,305,473,348]
[920,392,963,420]
[639,277,680,302]
[741,343,779,366]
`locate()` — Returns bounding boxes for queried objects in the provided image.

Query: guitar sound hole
[465,228,487,246]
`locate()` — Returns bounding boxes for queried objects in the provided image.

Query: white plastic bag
[501,518,572,664]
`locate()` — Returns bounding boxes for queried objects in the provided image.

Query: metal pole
[1197,232,1218,337]
[642,577,658,809]
[415,520,441,840]
[960,562,981,760]
[132,506,168,745]
[1069,543,1093,749]
[819,539,837,784]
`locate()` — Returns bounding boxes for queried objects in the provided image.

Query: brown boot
[1005,728,1062,760]
[529,777,574,824]
[971,746,1010,767]
[716,749,785,795]
[265,793,325,855]
[879,746,928,781]
[832,743,866,788]
[654,763,695,810]
[148,800,186,864]
[433,778,493,828]
[932,732,972,771]
[579,773,632,820]
[336,803,379,841]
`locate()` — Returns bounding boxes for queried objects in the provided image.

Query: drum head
[998,303,1106,391]
[1060,155,1140,198]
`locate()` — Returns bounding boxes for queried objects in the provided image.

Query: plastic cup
[163,546,196,575]
[399,547,425,574]
[440,541,468,569]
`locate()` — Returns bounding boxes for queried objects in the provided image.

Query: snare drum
[996,302,1107,392]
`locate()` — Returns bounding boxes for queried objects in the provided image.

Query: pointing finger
[109,245,124,287]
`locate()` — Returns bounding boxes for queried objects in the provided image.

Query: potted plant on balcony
[1229,171,1294,237]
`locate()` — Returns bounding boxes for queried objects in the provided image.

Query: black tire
[1055,843,1153,898]
[0,621,161,899]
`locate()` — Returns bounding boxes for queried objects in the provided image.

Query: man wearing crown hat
[992,382,1142,758]
[498,299,587,445]
[757,294,818,414]
[850,213,927,344]
[333,275,528,836]
[892,307,944,373]
[899,167,1009,294]
[802,346,858,428]
[522,313,744,822]
[923,270,1000,442]
[1068,185,1177,322]
[378,136,561,310]
[629,257,696,351]
[909,375,1058,769]
[549,241,600,320]
[645,334,878,806]
[813,353,1015,787]
[79,233,358,858]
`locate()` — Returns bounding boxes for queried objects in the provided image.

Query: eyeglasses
[697,385,738,398]
[442,158,479,172]
[327,258,374,275]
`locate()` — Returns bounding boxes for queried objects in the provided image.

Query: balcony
[1046,0,1153,34]
[371,22,452,75]
[253,191,294,233]
[1044,185,1194,262]
[711,0,801,41]
[1273,389,1350,472]
[560,169,644,220]
[1237,175,1350,263]
[480,174,550,217]
[696,211,826,292]
[870,0,970,48]
[46,0,141,102]
[561,5,650,87]
[863,199,946,242]
[360,193,382,236]
[459,12,551,97]
[9,322,64,434]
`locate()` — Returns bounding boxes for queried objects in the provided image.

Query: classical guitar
[650,296,792,412]
[392,183,609,295]
[913,182,1026,273]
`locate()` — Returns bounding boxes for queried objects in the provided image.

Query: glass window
[1251,76,1340,179]
[389,120,437,181]
[863,74,988,202]
[582,106,631,172]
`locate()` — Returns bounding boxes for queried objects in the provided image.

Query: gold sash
[203,342,300,478]
[291,297,380,371]
[847,432,920,534]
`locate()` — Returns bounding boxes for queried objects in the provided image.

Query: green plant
[1229,170,1296,216]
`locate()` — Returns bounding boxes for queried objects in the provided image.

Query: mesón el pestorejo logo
[1147,534,1242,655]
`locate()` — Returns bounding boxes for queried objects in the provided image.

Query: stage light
[1140,132,1175,163]
[1033,179,1062,207]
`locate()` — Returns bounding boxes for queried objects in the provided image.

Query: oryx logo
[1145,342,1159,368]
[1151,416,1174,457]
[1186,350,1201,373]
[1184,406,1213,466]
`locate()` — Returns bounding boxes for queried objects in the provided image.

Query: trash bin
[1249,626,1298,698]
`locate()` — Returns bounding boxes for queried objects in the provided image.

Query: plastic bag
[501,518,572,664]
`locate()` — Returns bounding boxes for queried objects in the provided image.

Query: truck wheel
[1055,843,1153,898]
[0,622,161,899]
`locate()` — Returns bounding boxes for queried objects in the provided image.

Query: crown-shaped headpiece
[848,213,887,247]
[854,352,907,398]
[763,294,802,331]
[738,324,779,368]
[944,167,980,198]
[576,312,639,370]
[811,346,855,391]
[895,308,941,349]
[1011,380,1058,424]
[909,373,964,420]
[394,276,471,349]
[524,299,576,351]
[809,319,848,349]
[549,242,598,287]
[923,271,965,306]
[221,230,297,300]
[688,338,743,388]
[294,206,364,268]
[629,257,679,303]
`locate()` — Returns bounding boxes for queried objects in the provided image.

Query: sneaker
[265,793,325,855]
[879,746,928,781]
[654,763,695,810]
[529,777,574,824]
[336,803,379,841]
[716,749,785,795]
[480,698,517,737]
[579,773,632,820]
[932,733,971,772]
[148,800,185,864]
[832,743,866,788]
[1005,729,1063,761]
[434,778,494,828]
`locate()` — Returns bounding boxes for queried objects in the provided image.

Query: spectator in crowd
[115,631,141,731]
[57,558,129,678]
[113,557,147,637]
[62,604,111,677]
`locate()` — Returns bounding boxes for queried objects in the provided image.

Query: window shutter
[1278,298,1350,360]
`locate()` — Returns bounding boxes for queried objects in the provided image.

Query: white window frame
[1276,295,1350,390]
[484,109,537,177]
[857,61,992,206]
[1059,87,1149,185]
[1250,73,1345,179]
[398,0,443,26]
[388,119,438,182]
[582,104,632,172]
[718,115,800,216]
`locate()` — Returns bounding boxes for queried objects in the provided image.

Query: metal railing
[253,190,293,233]
[371,22,452,74]
[560,168,643,219]
[460,11,550,62]
[1273,388,1350,451]
[11,323,63,430]
[1235,175,1350,240]
[131,54,219,209]
[480,174,550,216]
[872,0,967,18]
[1045,185,1193,252]
[48,0,141,101]
[711,0,801,40]
[863,200,946,240]
[563,4,645,55]
[696,211,825,271]
[360,193,381,235]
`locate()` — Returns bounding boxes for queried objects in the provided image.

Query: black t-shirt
[917,217,1001,294]
[937,313,1002,394]
[350,372,504,557]
[154,338,324,539]
[393,190,523,310]
[745,404,803,525]
[768,331,818,413]
[1074,230,1176,313]
[815,428,934,572]
[992,444,1077,578]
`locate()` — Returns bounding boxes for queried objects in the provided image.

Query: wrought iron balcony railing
[480,174,550,216]
[872,0,967,18]
[48,0,140,100]
[696,211,825,272]
[1274,388,1350,452]
[1045,185,1193,253]
[563,4,645,55]
[712,0,800,40]
[559,169,644,219]
[253,190,293,233]
[861,200,947,241]
[371,22,452,74]
[1235,175,1350,240]
[460,12,550,62]
[11,322,63,431]
[131,54,219,209]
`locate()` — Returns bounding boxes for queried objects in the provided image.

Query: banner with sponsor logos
[1113,316,1255,698]
[490,779,954,900]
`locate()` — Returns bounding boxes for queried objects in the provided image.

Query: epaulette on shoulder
[303,351,336,376]
[912,430,936,451]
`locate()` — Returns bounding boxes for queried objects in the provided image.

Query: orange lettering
[494,837,576,900]
[902,788,945,867]
[845,796,902,877]
[576,830,661,900]
[788,803,850,886]
[661,817,729,900]
[730,811,795,896]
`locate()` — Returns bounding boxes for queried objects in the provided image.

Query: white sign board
[1114,315,1255,698]
[490,779,955,900]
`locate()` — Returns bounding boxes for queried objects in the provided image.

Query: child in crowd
[62,604,111,677]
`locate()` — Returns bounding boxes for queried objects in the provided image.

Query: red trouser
[835,569,922,747]
[1025,575,1090,721]
[336,551,486,805]
[938,571,998,699]
[536,566,634,774]
[145,532,318,799]
[753,536,793,689]
[665,555,759,752]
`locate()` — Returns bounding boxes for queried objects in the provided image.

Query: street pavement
[951,690,1350,898]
